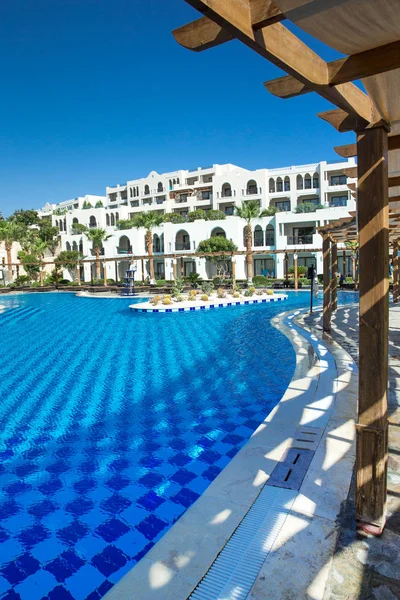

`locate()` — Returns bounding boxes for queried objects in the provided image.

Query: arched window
[118,235,131,255]
[173,179,176,185]
[72,217,78,225]
[106,214,110,226]
[211,227,226,238]
[144,184,150,195]
[177,178,180,184]
[59,220,63,232]
[89,215,97,228]
[265,224,275,246]
[297,174,303,190]
[157,182,163,193]
[160,233,164,253]
[66,242,71,251]
[110,214,115,226]
[136,186,139,196]
[79,240,83,253]
[246,179,257,195]
[55,220,59,228]
[175,230,190,251]
[116,212,119,222]
[304,173,312,189]
[313,172,319,188]
[63,218,67,231]
[276,177,283,192]
[269,178,275,193]
[284,176,290,191]
[254,225,263,247]
[72,241,78,252]
[153,233,161,253]
[221,183,232,198]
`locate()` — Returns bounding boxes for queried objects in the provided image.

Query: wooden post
[77,263,81,286]
[294,253,298,291]
[141,258,145,282]
[285,252,289,285]
[172,256,177,281]
[355,248,359,291]
[103,262,108,287]
[331,240,338,311]
[115,259,118,284]
[231,254,236,285]
[356,125,389,534]
[393,241,399,303]
[343,248,347,277]
[322,233,331,331]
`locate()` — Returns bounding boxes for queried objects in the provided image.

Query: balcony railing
[221,190,232,198]
[175,242,191,251]
[245,188,258,195]
[265,236,275,246]
[287,235,313,245]
[176,198,188,204]
[116,246,132,255]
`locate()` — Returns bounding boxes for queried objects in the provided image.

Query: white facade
[39,160,357,282]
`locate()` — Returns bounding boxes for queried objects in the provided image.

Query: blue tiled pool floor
[0,291,358,599]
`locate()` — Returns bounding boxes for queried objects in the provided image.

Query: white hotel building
[39,159,357,283]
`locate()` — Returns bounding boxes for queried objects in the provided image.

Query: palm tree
[0,220,23,278]
[132,212,164,284]
[84,228,111,281]
[345,240,359,290]
[235,200,271,282]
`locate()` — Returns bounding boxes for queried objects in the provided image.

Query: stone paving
[303,304,400,600]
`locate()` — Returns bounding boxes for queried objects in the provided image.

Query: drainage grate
[266,447,314,490]
[292,425,323,451]
[190,486,297,600]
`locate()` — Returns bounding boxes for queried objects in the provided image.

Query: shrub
[151,295,161,306]
[163,297,172,305]
[201,281,214,294]
[188,209,207,222]
[244,289,253,297]
[163,213,185,224]
[217,287,226,298]
[197,237,237,255]
[155,279,168,287]
[59,279,70,285]
[266,289,274,295]
[95,200,104,208]
[171,277,185,297]
[201,294,209,301]
[249,286,256,293]
[176,294,183,302]
[294,203,324,213]
[345,277,354,284]
[288,265,307,275]
[185,272,202,288]
[252,275,268,286]
[205,210,226,221]
[188,290,197,300]
[256,290,263,295]
[233,292,240,298]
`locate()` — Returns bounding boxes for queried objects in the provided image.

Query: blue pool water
[0,291,358,600]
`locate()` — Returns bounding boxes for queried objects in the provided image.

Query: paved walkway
[303,305,400,600]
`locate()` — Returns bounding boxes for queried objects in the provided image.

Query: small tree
[83,228,111,281]
[132,212,164,284]
[197,237,238,281]
[71,223,87,235]
[95,200,104,208]
[82,201,93,210]
[55,250,83,281]
[235,200,270,282]
[188,209,207,222]
[116,219,135,230]
[0,220,23,276]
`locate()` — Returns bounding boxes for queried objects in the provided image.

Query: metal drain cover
[266,448,314,490]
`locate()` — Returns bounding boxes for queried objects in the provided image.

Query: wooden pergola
[172,0,400,535]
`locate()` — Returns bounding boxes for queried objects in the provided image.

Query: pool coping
[105,308,358,600]
[129,293,288,313]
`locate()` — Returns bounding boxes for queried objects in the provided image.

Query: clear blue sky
[0,0,355,216]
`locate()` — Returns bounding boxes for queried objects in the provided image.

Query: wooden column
[141,258,145,282]
[103,262,108,286]
[294,253,298,291]
[77,263,81,286]
[172,256,177,280]
[356,125,389,534]
[231,254,236,284]
[393,241,399,303]
[343,248,347,277]
[322,233,331,331]
[331,241,338,311]
[115,259,118,284]
[355,248,359,291]
[284,252,289,284]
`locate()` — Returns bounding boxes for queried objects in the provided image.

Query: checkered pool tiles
[0,291,358,599]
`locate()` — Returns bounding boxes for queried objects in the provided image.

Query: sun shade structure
[173,0,400,534]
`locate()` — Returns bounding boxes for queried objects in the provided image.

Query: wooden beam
[250,0,284,29]
[331,241,338,312]
[265,39,400,98]
[389,135,400,151]
[342,167,357,178]
[356,125,389,535]
[318,108,368,133]
[322,233,331,332]
[334,143,357,158]
[389,176,400,188]
[178,0,374,122]
[172,16,233,52]
[393,241,399,304]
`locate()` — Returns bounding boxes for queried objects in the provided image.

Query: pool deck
[105,307,359,600]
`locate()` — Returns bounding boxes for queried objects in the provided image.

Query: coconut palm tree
[132,212,164,284]
[84,228,111,281]
[345,240,359,290]
[0,220,23,278]
[235,200,272,282]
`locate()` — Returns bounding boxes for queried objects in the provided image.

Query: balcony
[175,242,191,251]
[221,190,232,198]
[265,236,275,246]
[287,235,313,245]
[175,197,188,204]
[116,246,132,255]
[244,187,258,196]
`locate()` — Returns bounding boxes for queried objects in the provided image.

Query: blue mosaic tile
[135,515,168,541]
[91,546,128,578]
[44,550,85,583]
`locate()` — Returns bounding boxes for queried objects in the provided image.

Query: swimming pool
[0,291,358,600]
